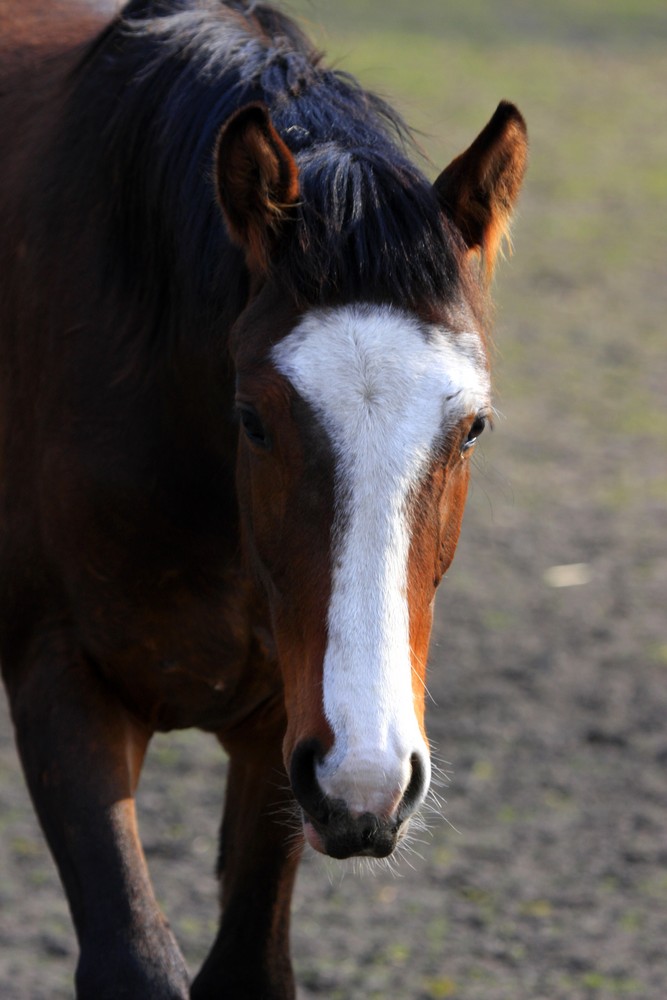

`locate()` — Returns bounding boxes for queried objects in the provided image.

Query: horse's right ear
[215,103,300,273]
[434,101,527,280]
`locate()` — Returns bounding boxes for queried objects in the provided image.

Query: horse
[0,1,527,996]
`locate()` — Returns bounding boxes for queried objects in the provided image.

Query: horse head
[215,101,527,859]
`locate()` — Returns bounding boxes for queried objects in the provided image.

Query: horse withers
[0,1,527,997]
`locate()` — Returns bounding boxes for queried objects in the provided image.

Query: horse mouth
[301,811,401,860]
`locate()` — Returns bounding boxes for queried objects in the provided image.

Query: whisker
[409,646,437,706]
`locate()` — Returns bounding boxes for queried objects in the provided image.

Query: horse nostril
[398,751,428,821]
[360,819,377,846]
[289,739,329,824]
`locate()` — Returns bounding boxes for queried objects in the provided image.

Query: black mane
[69,0,461,313]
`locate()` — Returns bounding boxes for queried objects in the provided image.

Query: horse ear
[215,103,300,272]
[434,101,527,279]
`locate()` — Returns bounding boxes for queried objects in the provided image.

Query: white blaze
[273,304,489,816]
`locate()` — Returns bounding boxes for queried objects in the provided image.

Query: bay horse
[0,1,527,997]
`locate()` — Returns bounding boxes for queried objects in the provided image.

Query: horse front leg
[2,627,190,1000]
[191,701,303,1000]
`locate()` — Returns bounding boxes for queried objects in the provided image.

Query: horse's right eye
[238,405,271,449]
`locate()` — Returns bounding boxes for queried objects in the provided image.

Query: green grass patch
[421,976,458,998]
[580,971,645,994]
[289,0,667,50]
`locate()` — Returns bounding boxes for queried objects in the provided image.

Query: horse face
[232,293,490,859]
[218,101,525,858]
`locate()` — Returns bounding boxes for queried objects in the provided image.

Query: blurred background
[1,1,666,997]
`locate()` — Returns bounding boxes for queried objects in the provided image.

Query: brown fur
[215,104,301,273]
[434,101,528,280]
[0,2,525,996]
[406,431,473,734]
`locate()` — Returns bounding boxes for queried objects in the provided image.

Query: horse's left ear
[434,101,527,279]
[215,102,300,272]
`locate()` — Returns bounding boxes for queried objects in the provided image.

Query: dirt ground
[1,2,666,999]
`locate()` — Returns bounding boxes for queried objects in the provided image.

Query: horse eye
[238,405,270,449]
[462,414,486,453]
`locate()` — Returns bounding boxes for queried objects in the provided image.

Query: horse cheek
[436,463,470,584]
[236,445,288,587]
[406,464,470,735]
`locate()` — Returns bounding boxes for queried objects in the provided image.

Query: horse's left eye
[462,414,486,453]
[238,405,270,449]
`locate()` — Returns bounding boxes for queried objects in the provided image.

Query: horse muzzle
[289,739,429,859]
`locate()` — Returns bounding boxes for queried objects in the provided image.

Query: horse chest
[72,566,280,732]
[37,435,280,731]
